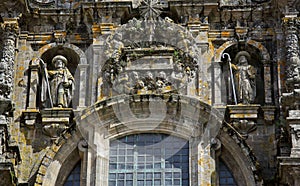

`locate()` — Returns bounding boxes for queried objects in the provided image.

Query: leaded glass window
[109,133,189,186]
[219,159,237,186]
[64,161,81,186]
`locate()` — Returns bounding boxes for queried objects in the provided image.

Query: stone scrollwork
[285,32,300,89]
[0,20,18,100]
[282,17,300,109]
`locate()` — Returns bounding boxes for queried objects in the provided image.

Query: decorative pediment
[102,43,197,95]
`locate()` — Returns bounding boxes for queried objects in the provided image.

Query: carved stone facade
[0,0,300,185]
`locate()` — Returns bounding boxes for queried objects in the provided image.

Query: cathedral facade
[0,0,299,185]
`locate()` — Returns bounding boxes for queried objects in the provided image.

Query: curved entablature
[76,94,219,140]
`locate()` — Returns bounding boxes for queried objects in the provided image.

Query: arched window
[219,159,237,186]
[109,133,189,186]
[64,161,81,186]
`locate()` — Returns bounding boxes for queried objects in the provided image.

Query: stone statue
[144,71,155,91]
[286,56,300,86]
[130,71,144,93]
[41,55,74,108]
[171,63,186,90]
[232,51,256,104]
[156,71,171,93]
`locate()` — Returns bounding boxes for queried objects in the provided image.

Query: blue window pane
[138,173,144,179]
[146,180,152,186]
[165,179,172,185]
[118,173,125,179]
[64,162,81,186]
[219,159,237,186]
[117,180,124,186]
[64,182,72,186]
[174,179,181,185]
[154,172,161,179]
[154,163,161,168]
[182,179,189,185]
[109,181,116,186]
[126,173,133,179]
[110,163,117,170]
[174,172,181,177]
[154,180,161,185]
[127,156,134,162]
[109,134,189,186]
[146,172,152,179]
[126,163,134,169]
[109,173,116,179]
[137,180,144,185]
[165,172,172,179]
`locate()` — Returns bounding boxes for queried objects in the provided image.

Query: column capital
[1,18,19,36]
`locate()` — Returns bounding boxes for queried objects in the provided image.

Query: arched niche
[217,130,260,186]
[30,43,89,109]
[221,44,265,104]
[212,40,273,105]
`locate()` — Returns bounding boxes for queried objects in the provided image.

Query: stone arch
[34,131,83,186]
[37,43,87,65]
[218,129,259,186]
[34,94,259,186]
[214,39,270,62]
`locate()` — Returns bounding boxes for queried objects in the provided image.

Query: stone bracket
[41,108,73,139]
[227,105,260,137]
[21,109,39,127]
[278,157,300,185]
[287,110,300,157]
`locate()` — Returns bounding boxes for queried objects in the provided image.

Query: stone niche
[221,46,265,105]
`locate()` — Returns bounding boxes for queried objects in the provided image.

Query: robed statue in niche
[231,51,256,104]
[41,55,75,108]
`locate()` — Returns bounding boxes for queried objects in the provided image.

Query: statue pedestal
[287,110,300,157]
[41,108,73,139]
[227,105,260,137]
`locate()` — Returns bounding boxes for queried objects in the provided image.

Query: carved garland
[102,42,197,87]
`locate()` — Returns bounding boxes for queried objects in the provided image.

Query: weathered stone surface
[0,0,296,185]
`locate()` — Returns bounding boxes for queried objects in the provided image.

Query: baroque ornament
[139,0,163,20]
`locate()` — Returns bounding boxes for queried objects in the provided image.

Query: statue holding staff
[232,51,256,104]
[41,55,75,108]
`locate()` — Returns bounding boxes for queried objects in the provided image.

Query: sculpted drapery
[41,55,75,108]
